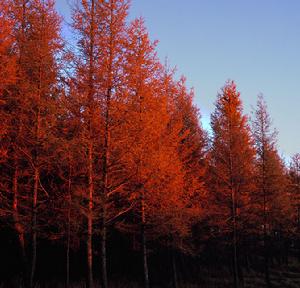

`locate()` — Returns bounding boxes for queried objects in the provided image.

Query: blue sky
[55,0,300,160]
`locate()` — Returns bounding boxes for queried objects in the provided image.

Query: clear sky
[55,0,300,160]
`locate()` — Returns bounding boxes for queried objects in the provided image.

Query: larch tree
[23,2,62,286]
[251,95,292,287]
[251,94,279,287]
[263,151,291,233]
[209,81,255,288]
[1,1,62,287]
[95,1,130,287]
[51,85,87,288]
[72,1,131,287]
[172,77,207,235]
[123,17,163,288]
[289,154,300,230]
[159,74,208,288]
[0,0,16,157]
[0,0,16,201]
[0,1,29,284]
[289,153,300,261]
[72,0,102,286]
[123,18,206,288]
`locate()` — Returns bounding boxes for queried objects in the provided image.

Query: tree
[0,0,16,186]
[161,74,208,288]
[209,81,255,288]
[72,1,131,287]
[95,1,129,287]
[0,1,28,284]
[123,18,164,288]
[290,154,300,228]
[51,89,87,288]
[72,1,101,286]
[123,21,208,287]
[251,94,277,287]
[1,1,62,287]
[0,1,16,158]
[288,153,300,260]
[251,95,292,287]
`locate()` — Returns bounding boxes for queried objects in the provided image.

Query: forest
[0,0,300,287]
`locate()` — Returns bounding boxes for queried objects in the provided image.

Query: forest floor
[2,257,300,288]
[243,263,300,288]
[187,256,300,288]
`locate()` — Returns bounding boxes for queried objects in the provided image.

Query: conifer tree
[123,17,163,288]
[95,1,129,286]
[0,2,29,284]
[290,154,300,228]
[209,81,255,288]
[19,1,62,286]
[72,1,130,287]
[252,95,292,287]
[0,0,16,180]
[72,1,101,286]
[1,1,62,286]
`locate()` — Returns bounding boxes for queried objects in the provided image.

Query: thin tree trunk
[232,208,239,288]
[66,211,70,288]
[87,218,93,288]
[86,1,95,286]
[141,194,149,288]
[100,173,108,288]
[17,2,28,284]
[101,219,108,288]
[172,251,179,288]
[14,0,27,264]
[66,162,71,288]
[13,166,27,286]
[31,105,41,288]
[13,167,26,256]
[262,148,271,288]
[227,106,240,288]
[101,85,110,288]
[264,229,271,287]
[101,153,108,288]
[30,5,45,281]
[229,133,239,288]
[87,141,94,288]
[30,167,39,288]
[101,176,108,288]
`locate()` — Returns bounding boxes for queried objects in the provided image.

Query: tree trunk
[87,142,94,288]
[101,221,108,288]
[231,184,239,288]
[172,251,179,288]
[30,167,39,288]
[100,78,111,288]
[66,166,71,288]
[86,0,95,284]
[231,183,239,288]
[263,161,271,288]
[13,166,28,286]
[232,220,239,288]
[87,220,93,288]
[101,155,108,288]
[13,167,26,256]
[264,236,271,288]
[101,123,109,288]
[141,196,149,288]
[66,217,70,288]
[228,114,239,288]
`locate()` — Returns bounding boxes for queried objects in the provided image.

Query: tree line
[0,1,299,288]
